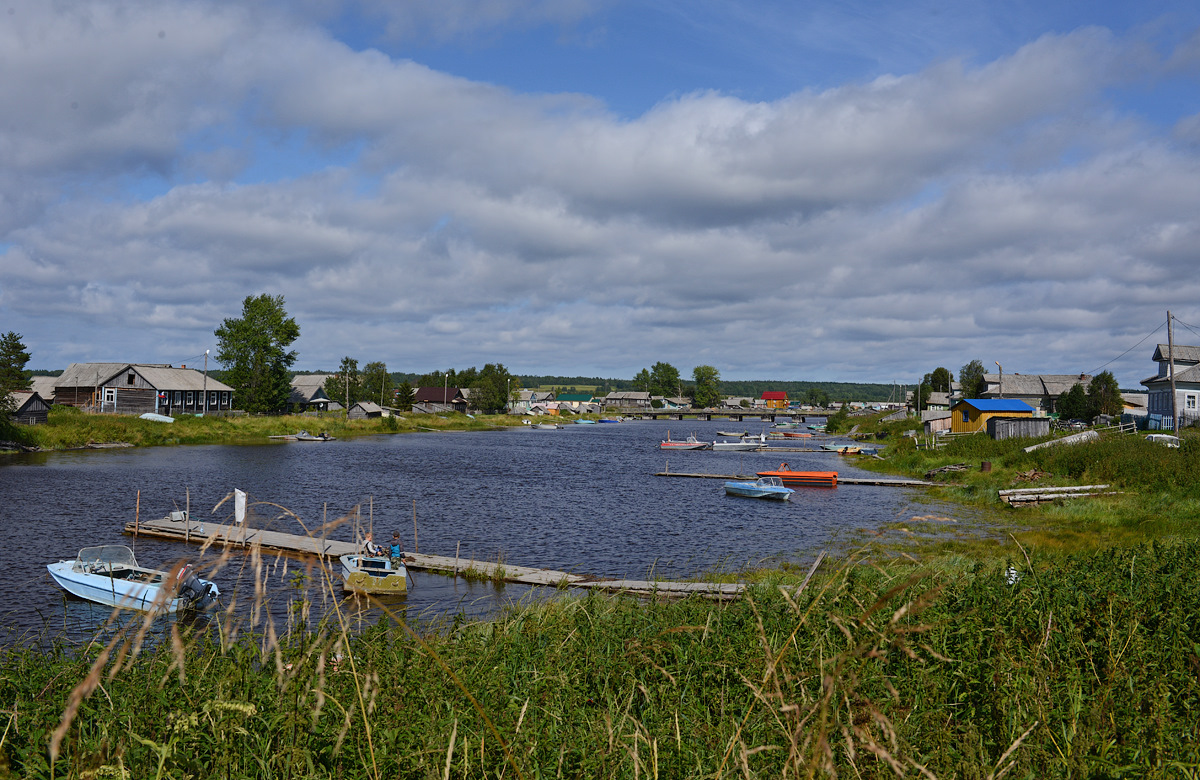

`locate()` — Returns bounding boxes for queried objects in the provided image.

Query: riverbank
[5,539,1199,778]
[0,405,527,451]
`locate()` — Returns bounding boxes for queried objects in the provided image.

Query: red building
[761,391,788,409]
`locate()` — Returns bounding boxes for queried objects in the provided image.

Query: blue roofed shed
[950,398,1035,434]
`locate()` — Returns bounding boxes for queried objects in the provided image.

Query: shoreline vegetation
[3,410,1200,776]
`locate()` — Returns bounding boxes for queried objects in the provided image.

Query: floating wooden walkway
[123,516,742,600]
[655,472,935,487]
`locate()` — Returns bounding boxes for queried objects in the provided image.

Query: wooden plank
[654,472,934,487]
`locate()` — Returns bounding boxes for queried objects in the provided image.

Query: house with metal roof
[760,391,788,410]
[950,398,1035,434]
[978,373,1090,413]
[603,391,651,408]
[53,363,234,416]
[1140,344,1200,429]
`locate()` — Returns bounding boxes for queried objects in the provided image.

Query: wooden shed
[950,399,1035,434]
[987,417,1051,441]
[7,391,50,424]
[348,401,383,420]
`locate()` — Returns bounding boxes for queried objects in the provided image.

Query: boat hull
[756,470,838,488]
[724,483,793,500]
[46,559,217,614]
[340,554,408,594]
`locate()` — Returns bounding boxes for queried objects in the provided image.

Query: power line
[1083,321,1165,377]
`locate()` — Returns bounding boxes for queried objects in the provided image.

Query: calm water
[0,419,960,640]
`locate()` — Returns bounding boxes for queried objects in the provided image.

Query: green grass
[8,541,1200,778]
[2,406,527,451]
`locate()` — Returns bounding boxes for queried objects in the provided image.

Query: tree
[691,365,721,409]
[805,387,831,408]
[325,357,361,410]
[470,363,515,413]
[649,361,681,398]
[959,360,986,399]
[1056,384,1089,421]
[361,361,392,406]
[1087,371,1123,418]
[214,294,300,414]
[394,381,415,411]
[928,367,953,393]
[913,382,932,409]
[0,332,32,418]
[632,368,652,394]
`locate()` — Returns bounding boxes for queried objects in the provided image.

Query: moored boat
[294,430,335,441]
[340,553,408,594]
[716,430,747,437]
[47,545,219,614]
[724,476,795,500]
[712,434,766,451]
[756,465,838,488]
[660,432,711,450]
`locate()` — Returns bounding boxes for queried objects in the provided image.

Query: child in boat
[363,533,384,557]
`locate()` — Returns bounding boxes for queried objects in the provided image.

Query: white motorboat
[711,434,766,451]
[47,545,219,614]
[340,553,408,594]
[660,432,711,450]
[724,476,795,500]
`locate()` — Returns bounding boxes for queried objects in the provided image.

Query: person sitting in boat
[389,531,408,567]
[362,533,384,557]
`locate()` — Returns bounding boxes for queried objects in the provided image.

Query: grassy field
[0,405,528,451]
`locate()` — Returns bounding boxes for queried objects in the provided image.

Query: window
[962,410,969,423]
[103,388,115,403]
[174,391,182,404]
[222,392,230,407]
[1188,395,1197,411]
[209,391,217,408]
[127,373,135,385]
[186,391,194,406]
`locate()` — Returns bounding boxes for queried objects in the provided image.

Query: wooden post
[455,541,460,576]
[1169,310,1179,434]
[185,488,190,544]
[412,499,418,553]
[134,490,140,539]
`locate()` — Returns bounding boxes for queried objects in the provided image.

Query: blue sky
[2,0,1199,388]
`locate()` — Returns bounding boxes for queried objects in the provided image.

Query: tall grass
[7,504,1200,778]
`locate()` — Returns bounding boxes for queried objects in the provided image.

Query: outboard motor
[177,564,221,611]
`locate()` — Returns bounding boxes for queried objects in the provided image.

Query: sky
[2,0,1199,388]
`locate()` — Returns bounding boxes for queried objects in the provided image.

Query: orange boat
[756,463,837,488]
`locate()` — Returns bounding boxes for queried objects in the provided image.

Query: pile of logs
[998,484,1120,506]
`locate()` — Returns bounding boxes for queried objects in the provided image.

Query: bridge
[605,407,831,422]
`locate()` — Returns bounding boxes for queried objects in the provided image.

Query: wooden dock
[654,472,935,487]
[123,515,743,600]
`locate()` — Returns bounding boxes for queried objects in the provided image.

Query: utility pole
[1168,310,1178,434]
[995,361,1002,399]
[203,349,209,414]
[345,371,350,416]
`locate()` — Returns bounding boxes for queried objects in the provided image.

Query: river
[0,419,962,642]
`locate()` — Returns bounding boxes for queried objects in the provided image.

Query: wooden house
[1141,344,1200,428]
[289,374,334,412]
[950,398,1035,434]
[348,401,383,420]
[978,373,1090,413]
[6,390,50,424]
[760,391,788,410]
[413,387,468,413]
[53,363,234,416]
[603,391,651,409]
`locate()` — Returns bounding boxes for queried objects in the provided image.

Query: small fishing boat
[712,434,766,451]
[660,432,711,450]
[340,553,408,595]
[599,418,621,423]
[781,431,813,438]
[716,430,747,437]
[772,422,800,429]
[47,545,220,614]
[808,424,827,431]
[756,465,838,488]
[294,430,335,441]
[724,476,794,500]
[575,419,598,424]
[821,443,862,454]
[532,422,562,430]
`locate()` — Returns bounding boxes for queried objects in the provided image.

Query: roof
[1152,344,1200,364]
[1142,364,1200,386]
[952,399,1036,413]
[606,391,650,400]
[556,393,592,402]
[6,390,48,412]
[414,387,464,403]
[351,401,382,413]
[981,373,1089,398]
[290,375,332,405]
[761,391,788,400]
[55,363,233,392]
[30,376,57,399]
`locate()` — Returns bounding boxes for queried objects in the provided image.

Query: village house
[6,390,50,424]
[512,390,555,414]
[760,391,788,410]
[1141,344,1200,429]
[977,373,1089,413]
[348,401,383,420]
[412,387,469,413]
[52,363,234,416]
[603,391,652,409]
[289,374,334,412]
[949,398,1035,434]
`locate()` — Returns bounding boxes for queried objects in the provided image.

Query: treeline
[719,380,898,403]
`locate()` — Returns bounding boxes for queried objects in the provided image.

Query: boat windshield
[76,545,139,569]
[757,477,785,487]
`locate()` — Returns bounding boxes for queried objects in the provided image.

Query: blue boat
[723,476,795,501]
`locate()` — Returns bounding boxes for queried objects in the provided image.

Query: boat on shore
[756,465,838,488]
[294,430,335,441]
[821,443,862,454]
[340,553,408,595]
[532,422,563,430]
[47,545,220,614]
[724,476,795,500]
[660,432,710,450]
